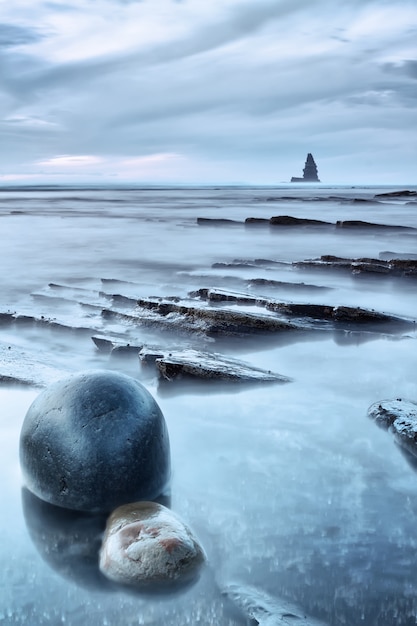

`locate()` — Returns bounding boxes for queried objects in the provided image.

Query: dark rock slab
[190,288,413,330]
[368,399,417,459]
[197,218,242,226]
[336,219,414,231]
[375,190,417,198]
[91,335,143,356]
[244,217,270,226]
[247,278,331,292]
[270,215,332,227]
[342,198,381,205]
[139,347,291,384]
[295,256,417,278]
[134,296,297,336]
[19,370,171,512]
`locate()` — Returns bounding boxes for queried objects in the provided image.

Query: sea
[0,184,416,625]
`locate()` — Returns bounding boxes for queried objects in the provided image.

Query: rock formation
[368,399,417,459]
[291,153,320,182]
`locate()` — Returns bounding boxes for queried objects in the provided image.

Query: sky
[0,0,416,185]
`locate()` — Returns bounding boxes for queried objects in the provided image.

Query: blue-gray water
[0,185,417,624]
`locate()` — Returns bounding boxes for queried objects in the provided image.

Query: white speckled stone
[19,370,170,512]
[99,501,205,588]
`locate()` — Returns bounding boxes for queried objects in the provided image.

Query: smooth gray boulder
[99,501,205,590]
[19,370,170,512]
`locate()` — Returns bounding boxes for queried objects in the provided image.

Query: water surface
[1,184,417,624]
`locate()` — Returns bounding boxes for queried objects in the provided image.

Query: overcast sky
[0,0,416,185]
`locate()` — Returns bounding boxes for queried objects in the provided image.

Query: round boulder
[19,370,170,512]
[99,501,206,590]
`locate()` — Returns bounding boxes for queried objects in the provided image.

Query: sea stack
[291,153,320,182]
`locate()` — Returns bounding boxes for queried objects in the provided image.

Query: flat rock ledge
[0,342,67,387]
[196,214,416,232]
[139,347,291,384]
[295,255,417,278]
[190,288,412,329]
[99,502,205,590]
[368,399,417,458]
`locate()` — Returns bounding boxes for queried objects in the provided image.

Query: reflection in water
[21,488,111,592]
[21,489,192,596]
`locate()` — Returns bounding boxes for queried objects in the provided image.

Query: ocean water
[0,184,417,625]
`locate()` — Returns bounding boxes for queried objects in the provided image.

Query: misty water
[0,185,417,625]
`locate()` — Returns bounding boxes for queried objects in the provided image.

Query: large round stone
[19,370,170,512]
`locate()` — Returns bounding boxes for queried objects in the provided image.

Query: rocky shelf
[196,215,416,232]
[295,255,417,277]
[368,399,417,463]
[139,347,291,384]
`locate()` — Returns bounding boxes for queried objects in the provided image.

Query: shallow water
[1,184,417,624]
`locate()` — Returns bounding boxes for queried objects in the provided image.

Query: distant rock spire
[291,153,320,182]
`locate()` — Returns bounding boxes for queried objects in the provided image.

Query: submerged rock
[197,217,242,226]
[19,370,170,512]
[336,219,414,230]
[368,399,417,458]
[99,502,205,590]
[222,582,327,625]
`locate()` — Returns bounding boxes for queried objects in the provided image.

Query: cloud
[0,23,42,47]
[36,155,104,167]
[28,152,186,181]
[383,59,417,80]
[0,0,416,183]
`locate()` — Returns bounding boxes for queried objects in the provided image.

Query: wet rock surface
[375,190,417,198]
[335,219,414,230]
[223,582,327,625]
[196,213,417,232]
[190,288,413,331]
[368,399,417,458]
[269,215,332,227]
[0,342,66,387]
[295,255,417,278]
[19,370,171,512]
[99,502,205,590]
[139,347,291,384]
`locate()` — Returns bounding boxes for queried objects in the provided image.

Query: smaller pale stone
[99,502,206,589]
